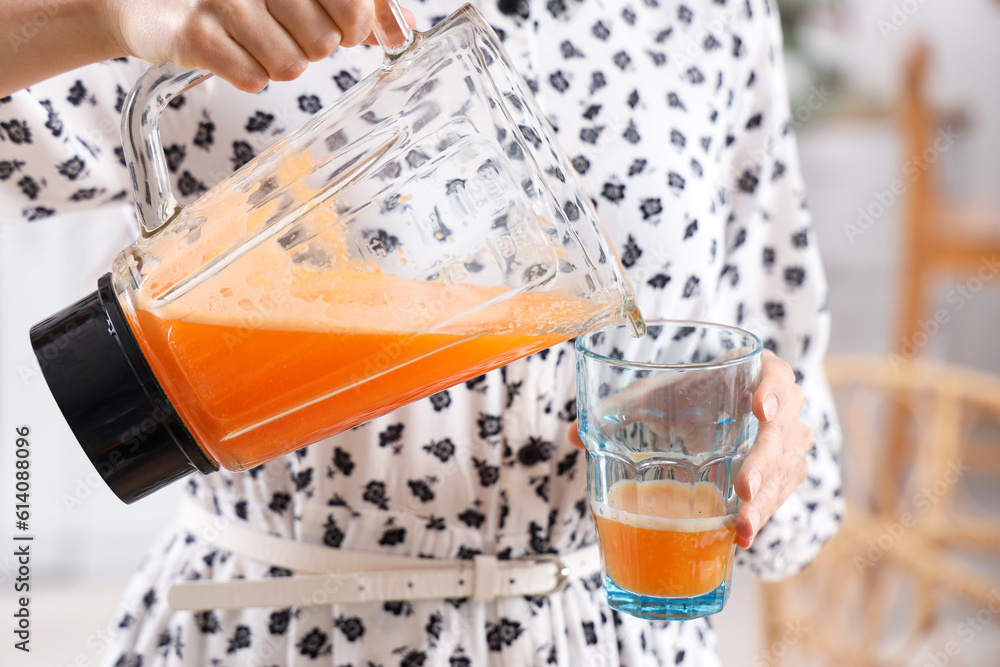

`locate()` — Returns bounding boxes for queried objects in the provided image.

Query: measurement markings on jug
[12,425,32,653]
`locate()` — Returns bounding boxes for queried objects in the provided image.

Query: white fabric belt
[169,499,601,611]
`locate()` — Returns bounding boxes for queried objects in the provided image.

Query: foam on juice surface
[593,479,735,533]
[138,213,602,338]
[140,268,602,338]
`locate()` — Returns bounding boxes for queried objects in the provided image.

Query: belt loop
[473,554,500,601]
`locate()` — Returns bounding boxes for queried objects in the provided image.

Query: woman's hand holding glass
[570,349,814,551]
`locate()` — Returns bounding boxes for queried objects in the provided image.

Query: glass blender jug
[30,1,644,503]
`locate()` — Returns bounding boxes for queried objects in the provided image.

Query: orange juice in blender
[130,264,602,471]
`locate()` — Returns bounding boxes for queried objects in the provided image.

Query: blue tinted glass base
[604,574,730,620]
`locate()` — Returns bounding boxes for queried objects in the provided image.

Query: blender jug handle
[121,63,212,236]
[120,0,413,236]
[372,0,414,59]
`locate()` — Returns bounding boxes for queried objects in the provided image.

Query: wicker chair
[887,39,1000,509]
[758,355,1000,666]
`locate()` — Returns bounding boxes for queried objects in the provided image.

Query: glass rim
[576,319,763,370]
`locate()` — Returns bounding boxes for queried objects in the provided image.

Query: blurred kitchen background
[2,0,1000,665]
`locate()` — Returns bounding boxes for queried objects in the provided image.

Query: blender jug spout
[625,301,646,338]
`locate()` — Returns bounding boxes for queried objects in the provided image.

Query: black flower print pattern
[517,436,554,466]
[423,437,455,462]
[39,100,63,137]
[291,467,313,492]
[225,625,251,654]
[486,618,525,651]
[379,423,405,452]
[245,111,275,133]
[458,506,486,529]
[192,119,214,149]
[408,477,435,502]
[268,609,291,636]
[0,159,24,180]
[6,2,842,665]
[56,156,84,179]
[620,235,641,268]
[601,181,625,203]
[322,514,345,548]
[0,119,32,144]
[330,446,355,476]
[334,615,365,642]
[472,457,500,486]
[477,413,502,439]
[268,491,290,514]
[428,390,451,412]
[66,80,88,105]
[400,649,428,667]
[333,70,358,91]
[379,525,406,546]
[231,141,255,170]
[194,610,219,634]
[362,480,390,510]
[296,627,331,659]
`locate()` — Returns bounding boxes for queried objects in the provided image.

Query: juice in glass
[593,478,737,599]
[586,449,741,620]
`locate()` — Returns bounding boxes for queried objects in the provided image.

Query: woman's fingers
[735,421,812,548]
[736,368,804,502]
[318,0,376,48]
[567,422,584,449]
[732,350,810,547]
[223,1,314,82]
[734,417,784,503]
[172,17,269,92]
[266,0,343,62]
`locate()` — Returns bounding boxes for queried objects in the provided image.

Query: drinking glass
[576,320,763,619]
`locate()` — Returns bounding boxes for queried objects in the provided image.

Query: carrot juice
[593,479,737,598]
[127,266,608,471]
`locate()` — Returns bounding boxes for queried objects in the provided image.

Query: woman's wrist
[88,0,131,61]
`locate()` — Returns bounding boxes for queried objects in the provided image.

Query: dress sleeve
[0,59,153,222]
[716,2,844,580]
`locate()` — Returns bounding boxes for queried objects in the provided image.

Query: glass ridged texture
[110,4,643,471]
[576,321,762,620]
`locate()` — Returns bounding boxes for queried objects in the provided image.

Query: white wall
[0,206,184,666]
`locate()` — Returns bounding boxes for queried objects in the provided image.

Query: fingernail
[762,394,778,421]
[747,470,762,500]
[746,506,760,537]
